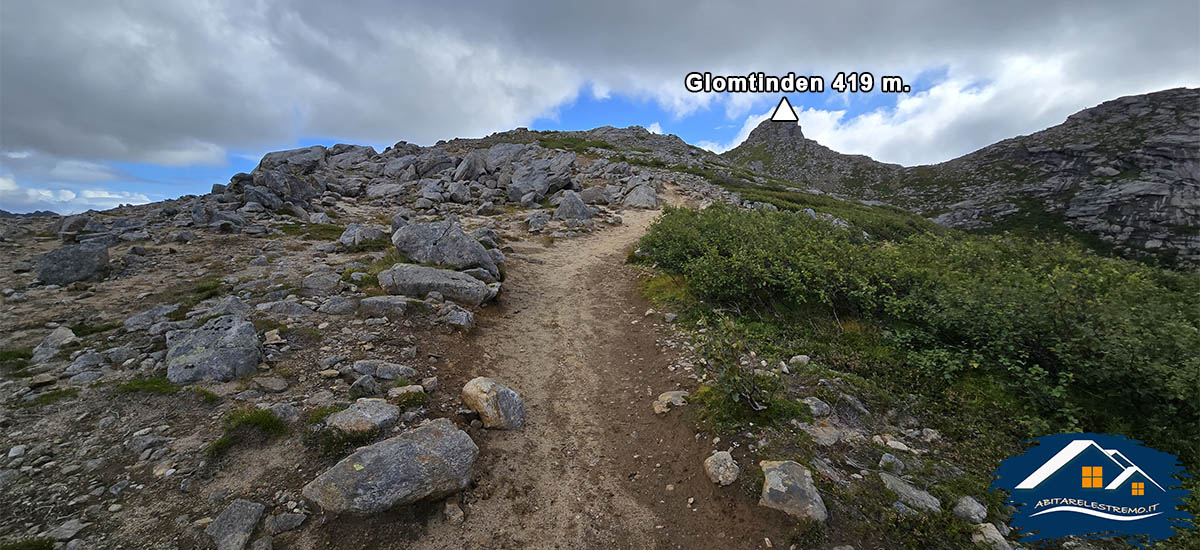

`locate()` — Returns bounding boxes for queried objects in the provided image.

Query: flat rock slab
[379,263,497,306]
[391,220,500,279]
[759,460,828,522]
[325,400,400,433]
[205,499,264,550]
[880,471,941,513]
[37,243,109,285]
[301,418,478,514]
[166,316,262,385]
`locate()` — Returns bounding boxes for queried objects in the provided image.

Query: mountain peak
[747,118,805,143]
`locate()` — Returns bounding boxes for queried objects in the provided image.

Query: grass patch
[392,390,429,410]
[116,376,180,395]
[280,326,322,343]
[192,387,220,404]
[278,222,344,241]
[162,277,226,321]
[307,426,379,456]
[205,408,288,459]
[0,348,33,362]
[22,388,79,407]
[342,250,407,289]
[537,136,614,154]
[0,538,55,550]
[67,321,122,338]
[306,404,348,425]
[344,237,391,253]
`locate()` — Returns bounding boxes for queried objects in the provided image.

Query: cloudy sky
[1,1,1197,214]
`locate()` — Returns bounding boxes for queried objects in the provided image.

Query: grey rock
[205,499,264,550]
[579,186,609,204]
[32,326,77,363]
[880,472,941,513]
[358,295,413,319]
[37,243,109,285]
[124,304,182,332]
[453,150,487,181]
[301,418,478,514]
[759,460,827,522]
[301,272,342,297]
[953,495,988,524]
[325,400,400,433]
[48,518,88,541]
[165,316,262,384]
[552,190,592,220]
[318,296,359,315]
[485,143,525,173]
[621,185,658,209]
[349,374,380,398]
[460,377,525,430]
[338,223,389,249]
[255,301,315,316]
[801,396,831,418]
[263,512,306,535]
[971,523,1013,550]
[391,221,500,279]
[378,263,497,306]
[704,451,740,486]
[879,453,905,474]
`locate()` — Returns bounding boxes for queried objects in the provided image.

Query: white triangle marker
[770,96,799,122]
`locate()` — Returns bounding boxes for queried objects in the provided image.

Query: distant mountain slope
[723,87,1200,265]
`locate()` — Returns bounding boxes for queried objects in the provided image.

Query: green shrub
[21,388,79,407]
[306,404,348,425]
[0,538,54,550]
[68,321,122,338]
[205,408,287,458]
[192,388,220,404]
[640,205,1200,466]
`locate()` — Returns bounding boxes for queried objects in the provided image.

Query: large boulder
[378,264,497,306]
[506,153,575,202]
[391,221,500,279]
[622,185,658,209]
[759,461,828,522]
[338,224,389,249]
[552,190,592,220]
[486,143,525,173]
[165,316,262,384]
[301,418,478,514]
[36,243,109,285]
[461,377,525,430]
[453,149,487,181]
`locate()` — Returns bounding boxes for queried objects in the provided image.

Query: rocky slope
[724,87,1200,265]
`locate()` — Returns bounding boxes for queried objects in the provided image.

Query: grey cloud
[0,0,1197,210]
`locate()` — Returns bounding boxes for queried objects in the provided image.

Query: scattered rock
[953,496,988,524]
[704,451,740,486]
[759,461,827,522]
[325,400,400,433]
[378,264,498,306]
[653,390,689,414]
[301,418,478,514]
[204,499,264,550]
[349,374,381,398]
[460,377,525,430]
[879,472,941,513]
[263,512,306,535]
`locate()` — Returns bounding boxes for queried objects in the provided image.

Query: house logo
[992,432,1192,545]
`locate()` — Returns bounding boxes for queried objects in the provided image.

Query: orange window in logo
[1081,466,1103,488]
[1132,482,1145,496]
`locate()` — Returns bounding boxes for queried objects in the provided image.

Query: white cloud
[0,173,151,214]
[646,122,663,134]
[698,109,773,153]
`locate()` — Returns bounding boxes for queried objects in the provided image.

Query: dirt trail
[413,188,790,550]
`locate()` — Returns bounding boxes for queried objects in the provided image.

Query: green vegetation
[192,387,220,404]
[342,250,408,289]
[344,236,391,253]
[307,425,378,456]
[116,376,181,395]
[68,320,122,338]
[278,222,345,241]
[637,203,1199,546]
[537,136,614,154]
[0,347,32,377]
[306,404,348,425]
[163,277,226,321]
[0,538,55,550]
[205,408,288,458]
[391,390,429,410]
[21,388,79,407]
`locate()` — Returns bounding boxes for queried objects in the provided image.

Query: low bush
[639,205,1200,466]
